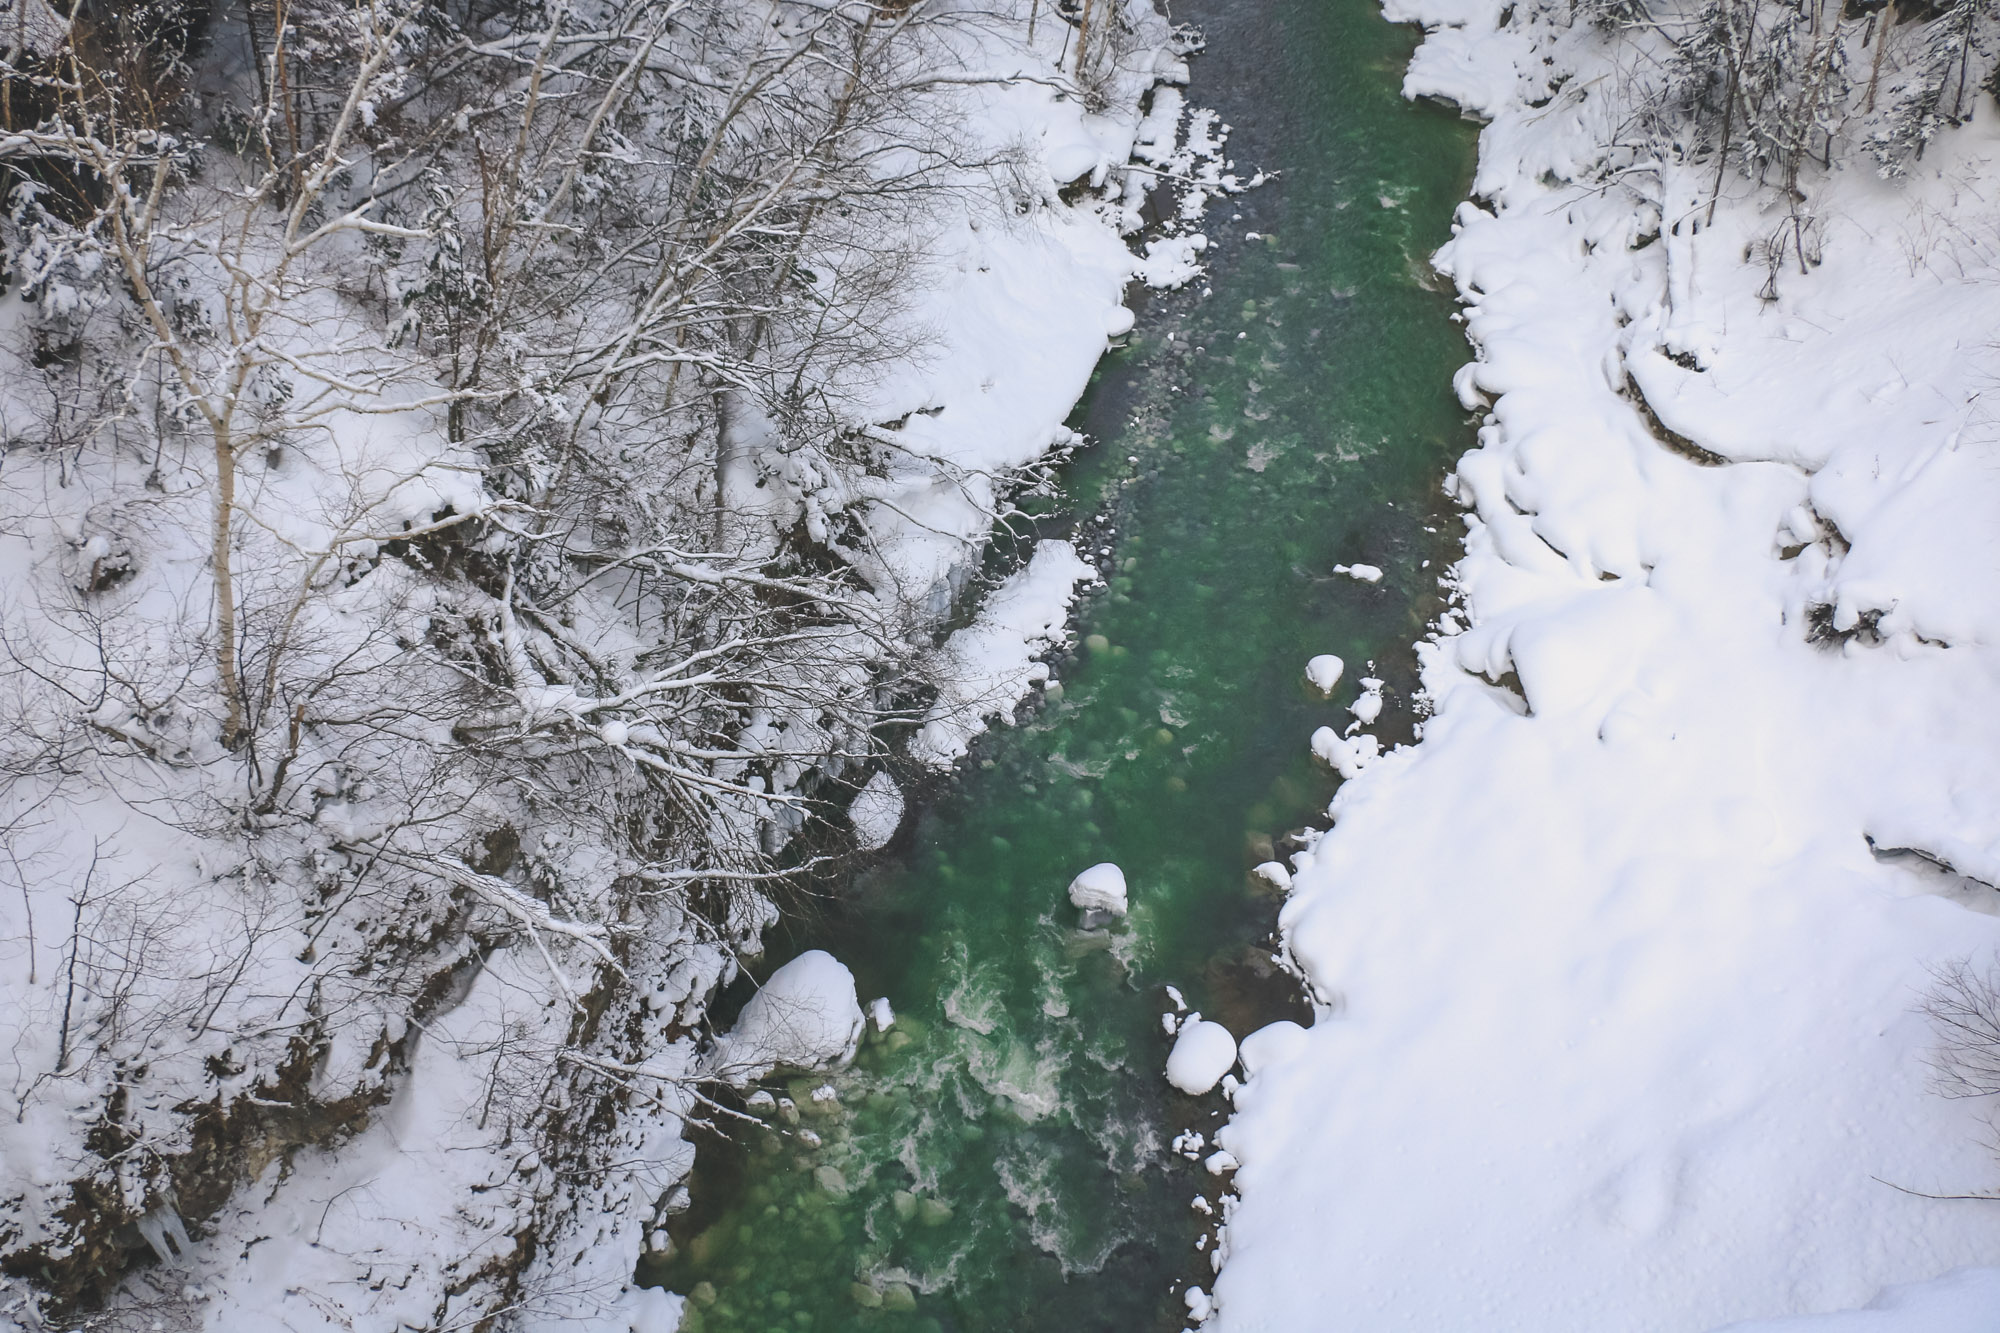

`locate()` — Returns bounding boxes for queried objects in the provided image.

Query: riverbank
[1210,0,2000,1328]
[0,0,1231,1326]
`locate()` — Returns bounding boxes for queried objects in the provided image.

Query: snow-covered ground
[1207,0,2000,1329]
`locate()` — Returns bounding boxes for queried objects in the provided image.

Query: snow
[712,950,866,1084]
[1166,1018,1238,1095]
[1711,1269,2000,1332]
[1235,1020,1308,1079]
[1309,725,1380,781]
[850,769,905,851]
[1346,677,1384,728]
[0,0,1240,1317]
[1332,563,1383,582]
[1140,233,1212,288]
[1067,861,1131,916]
[870,997,896,1032]
[1250,861,1293,891]
[908,541,1096,768]
[1705,1270,2000,1332]
[1304,654,1345,694]
[1207,0,2000,1328]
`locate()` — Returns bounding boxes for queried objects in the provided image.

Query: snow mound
[1166,1018,1237,1095]
[849,769,904,851]
[1139,232,1209,288]
[1305,654,1345,694]
[1250,861,1292,891]
[713,951,865,1083]
[1067,862,1129,915]
[1310,726,1379,780]
[1348,677,1384,727]
[909,541,1092,768]
[1236,1020,1308,1079]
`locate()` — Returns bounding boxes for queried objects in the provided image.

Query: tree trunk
[1707,25,1741,226]
[213,426,244,749]
[1865,0,1897,112]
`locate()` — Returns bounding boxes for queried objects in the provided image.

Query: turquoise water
[648,0,1478,1325]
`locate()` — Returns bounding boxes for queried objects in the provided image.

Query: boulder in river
[1305,654,1345,695]
[711,950,865,1084]
[1067,862,1128,917]
[1166,1018,1238,1095]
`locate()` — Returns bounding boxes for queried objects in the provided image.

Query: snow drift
[1208,0,2000,1327]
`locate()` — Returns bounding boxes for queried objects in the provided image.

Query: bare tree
[0,0,1114,1314]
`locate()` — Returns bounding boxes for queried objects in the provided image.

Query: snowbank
[1209,0,2000,1328]
[908,541,1096,767]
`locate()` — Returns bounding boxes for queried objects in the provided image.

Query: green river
[647,0,1477,1324]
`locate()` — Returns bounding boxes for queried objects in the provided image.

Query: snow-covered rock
[1348,677,1384,727]
[850,769,904,851]
[1305,654,1345,694]
[1250,861,1293,891]
[1235,1020,1307,1080]
[1067,861,1130,916]
[712,951,865,1083]
[1310,726,1379,780]
[1166,1018,1237,1095]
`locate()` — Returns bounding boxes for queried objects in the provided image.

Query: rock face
[1166,1018,1238,1096]
[713,951,865,1083]
[1067,862,1129,916]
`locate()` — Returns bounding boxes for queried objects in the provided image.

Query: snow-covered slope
[0,0,1235,1324]
[1209,1,2000,1328]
